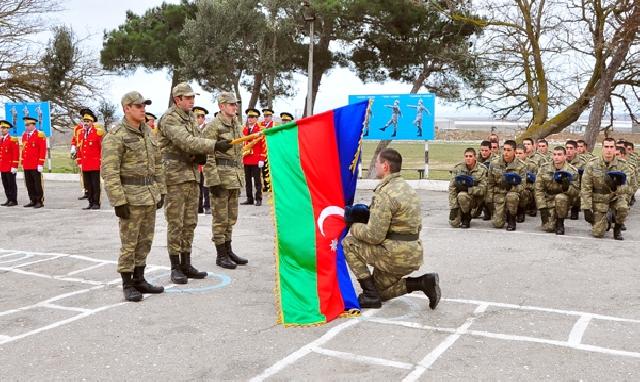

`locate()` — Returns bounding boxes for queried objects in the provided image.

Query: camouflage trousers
[521,187,535,210]
[491,191,520,228]
[165,181,199,256]
[449,191,483,227]
[117,204,156,273]
[541,193,571,232]
[342,236,422,301]
[210,187,239,245]
[591,194,629,238]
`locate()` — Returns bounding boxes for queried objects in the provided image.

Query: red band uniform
[241,108,265,206]
[0,120,20,206]
[21,117,46,208]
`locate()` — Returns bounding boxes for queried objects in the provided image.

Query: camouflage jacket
[448,161,487,208]
[578,152,595,164]
[201,113,244,189]
[101,118,166,207]
[532,151,552,167]
[523,155,539,190]
[157,106,217,186]
[486,156,527,202]
[477,152,496,169]
[568,155,585,171]
[534,161,579,209]
[580,156,633,211]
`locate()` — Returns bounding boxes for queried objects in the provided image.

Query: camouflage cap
[172,82,199,97]
[121,91,152,107]
[217,92,238,104]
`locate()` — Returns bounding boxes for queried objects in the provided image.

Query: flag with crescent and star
[263,100,370,326]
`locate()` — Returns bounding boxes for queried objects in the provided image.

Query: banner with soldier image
[4,102,52,137]
[348,93,435,140]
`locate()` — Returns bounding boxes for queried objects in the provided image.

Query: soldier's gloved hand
[10,167,17,174]
[583,209,594,224]
[210,184,223,198]
[561,177,570,192]
[455,183,468,193]
[115,204,131,219]
[258,160,265,168]
[70,152,77,160]
[214,139,232,152]
[37,165,43,173]
[604,174,617,191]
[156,194,165,210]
[193,154,207,165]
[449,208,459,221]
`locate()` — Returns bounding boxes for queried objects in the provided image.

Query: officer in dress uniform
[193,106,211,214]
[77,109,105,210]
[240,108,265,206]
[21,116,46,208]
[280,112,294,123]
[0,120,20,206]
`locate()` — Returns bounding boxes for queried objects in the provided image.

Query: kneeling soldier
[448,148,487,228]
[534,146,579,235]
[487,140,526,231]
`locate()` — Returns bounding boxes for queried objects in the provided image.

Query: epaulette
[10,136,18,142]
[96,128,105,136]
[38,131,46,138]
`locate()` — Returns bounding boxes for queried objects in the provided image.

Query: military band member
[70,116,88,200]
[280,112,294,123]
[241,108,265,206]
[486,140,526,231]
[145,112,158,134]
[580,138,632,240]
[157,83,220,284]
[534,146,579,235]
[260,108,276,192]
[101,91,165,302]
[448,148,487,228]
[0,120,19,206]
[193,106,211,214]
[342,148,440,310]
[201,92,247,269]
[21,116,46,208]
[77,109,104,210]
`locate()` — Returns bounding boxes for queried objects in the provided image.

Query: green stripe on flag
[267,124,324,325]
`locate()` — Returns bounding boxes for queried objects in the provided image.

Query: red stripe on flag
[297,111,346,321]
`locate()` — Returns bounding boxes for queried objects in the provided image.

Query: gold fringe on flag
[349,97,373,174]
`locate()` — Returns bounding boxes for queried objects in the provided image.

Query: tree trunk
[168,69,182,107]
[248,71,263,109]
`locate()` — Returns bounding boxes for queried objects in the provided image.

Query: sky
[2,0,488,121]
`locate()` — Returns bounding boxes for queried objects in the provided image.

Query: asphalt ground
[1,180,639,381]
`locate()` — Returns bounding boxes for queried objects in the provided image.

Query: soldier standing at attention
[342,148,441,310]
[77,109,105,210]
[201,92,247,269]
[279,112,294,123]
[157,83,221,284]
[21,116,46,208]
[240,108,265,206]
[448,147,487,228]
[486,140,527,231]
[534,146,579,235]
[70,114,88,200]
[193,106,211,214]
[0,120,20,206]
[101,91,165,302]
[581,137,632,240]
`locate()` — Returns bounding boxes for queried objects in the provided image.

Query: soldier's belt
[163,153,192,163]
[216,158,238,167]
[386,232,420,241]
[120,175,156,186]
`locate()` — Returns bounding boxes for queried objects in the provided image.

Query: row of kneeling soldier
[102,85,254,302]
[449,137,638,240]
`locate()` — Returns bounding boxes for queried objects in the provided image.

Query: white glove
[258,160,265,168]
[37,165,43,173]
[11,168,17,174]
[70,146,76,155]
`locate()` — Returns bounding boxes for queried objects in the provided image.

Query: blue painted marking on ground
[147,271,231,293]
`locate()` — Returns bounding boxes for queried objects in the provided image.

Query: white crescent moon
[317,206,345,237]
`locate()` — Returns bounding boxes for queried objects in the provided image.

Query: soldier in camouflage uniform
[580,138,632,240]
[201,92,247,269]
[475,140,495,220]
[101,91,166,302]
[515,144,537,222]
[624,141,638,205]
[487,140,527,231]
[521,138,539,217]
[534,146,579,235]
[564,140,584,220]
[449,148,487,228]
[616,145,638,206]
[532,138,552,168]
[157,83,220,284]
[577,139,596,162]
[343,148,440,310]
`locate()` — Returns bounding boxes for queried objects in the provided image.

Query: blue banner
[348,93,435,140]
[4,102,52,137]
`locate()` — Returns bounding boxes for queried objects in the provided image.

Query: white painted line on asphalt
[40,303,91,314]
[0,251,22,258]
[0,253,33,264]
[367,317,457,334]
[0,267,105,286]
[402,304,488,382]
[568,314,593,345]
[312,346,414,370]
[0,335,10,342]
[4,255,63,269]
[250,310,376,382]
[65,262,108,276]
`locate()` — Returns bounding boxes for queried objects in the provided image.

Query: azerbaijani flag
[263,101,369,326]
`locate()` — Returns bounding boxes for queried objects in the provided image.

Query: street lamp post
[302,2,315,117]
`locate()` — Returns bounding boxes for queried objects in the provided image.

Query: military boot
[133,266,164,294]
[180,253,207,279]
[406,273,441,310]
[482,205,491,221]
[540,208,549,227]
[120,272,142,302]
[516,208,525,223]
[555,218,565,235]
[357,277,382,309]
[570,206,579,220]
[216,243,237,269]
[613,224,624,240]
[169,255,187,284]
[620,223,627,231]
[460,212,471,228]
[226,241,248,265]
[506,212,516,231]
